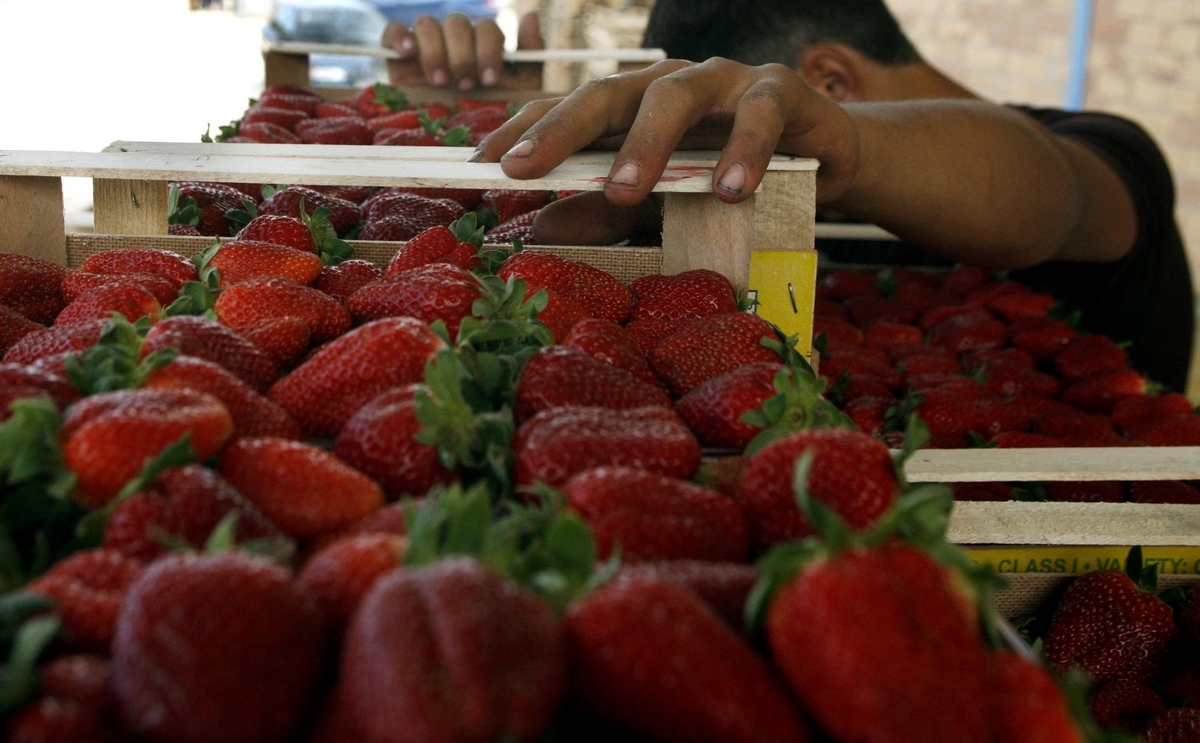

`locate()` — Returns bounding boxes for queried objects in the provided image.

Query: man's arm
[478,59,1138,270]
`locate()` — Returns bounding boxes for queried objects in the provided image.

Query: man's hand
[472,58,860,209]
[382,11,544,91]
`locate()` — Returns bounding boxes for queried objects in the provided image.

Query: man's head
[643,0,928,101]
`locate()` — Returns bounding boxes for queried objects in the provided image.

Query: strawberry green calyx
[200,512,296,565]
[167,183,202,228]
[1061,669,1141,743]
[299,203,354,266]
[459,276,553,354]
[224,197,259,234]
[473,203,501,233]
[200,119,241,144]
[64,316,178,395]
[0,612,61,717]
[741,367,856,456]
[1123,545,1159,594]
[440,126,471,147]
[417,109,444,136]
[450,212,486,253]
[373,83,407,112]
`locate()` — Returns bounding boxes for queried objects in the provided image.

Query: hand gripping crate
[261,41,667,105]
[0,143,821,355]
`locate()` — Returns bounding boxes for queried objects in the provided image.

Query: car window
[272,5,386,46]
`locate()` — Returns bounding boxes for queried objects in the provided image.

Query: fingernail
[717,163,746,196]
[609,162,639,186]
[481,67,498,86]
[458,77,476,92]
[431,69,449,86]
[399,38,415,56]
[467,148,484,162]
[504,139,535,158]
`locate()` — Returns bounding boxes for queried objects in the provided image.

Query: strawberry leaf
[741,367,855,457]
[441,126,471,147]
[64,315,177,395]
[373,83,407,112]
[0,614,60,716]
[301,204,354,266]
[450,212,485,251]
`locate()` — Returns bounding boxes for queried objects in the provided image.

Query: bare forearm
[816,100,1131,269]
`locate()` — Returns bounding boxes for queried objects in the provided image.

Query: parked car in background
[264,0,389,86]
[367,0,498,27]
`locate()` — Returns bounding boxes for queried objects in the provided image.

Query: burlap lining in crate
[995,572,1199,620]
[65,234,663,283]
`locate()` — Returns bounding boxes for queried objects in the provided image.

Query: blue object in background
[366,0,499,27]
[1065,0,1095,111]
[264,0,390,86]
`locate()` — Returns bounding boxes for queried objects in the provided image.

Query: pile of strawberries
[0,197,1191,741]
[816,264,1200,504]
[175,83,553,245]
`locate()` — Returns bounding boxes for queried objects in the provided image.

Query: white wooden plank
[815,222,898,241]
[103,142,819,172]
[948,502,1200,546]
[903,446,1200,483]
[263,41,667,64]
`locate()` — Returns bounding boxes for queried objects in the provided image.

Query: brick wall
[888,0,1200,395]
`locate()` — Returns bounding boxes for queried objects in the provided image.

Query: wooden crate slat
[263,41,668,64]
[948,501,1200,546]
[903,446,1200,482]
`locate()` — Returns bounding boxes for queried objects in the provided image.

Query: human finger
[412,15,451,87]
[474,19,506,87]
[382,21,422,85]
[443,13,479,91]
[532,192,663,245]
[707,67,804,202]
[495,61,694,180]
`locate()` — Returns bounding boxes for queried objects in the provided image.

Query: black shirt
[819,107,1194,392]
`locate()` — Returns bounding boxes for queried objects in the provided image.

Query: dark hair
[642,0,919,67]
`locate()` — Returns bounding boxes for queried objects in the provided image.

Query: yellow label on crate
[747,250,818,357]
[967,547,1200,575]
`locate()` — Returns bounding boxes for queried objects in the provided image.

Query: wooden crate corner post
[263,47,312,89]
[92,179,170,237]
[0,174,66,266]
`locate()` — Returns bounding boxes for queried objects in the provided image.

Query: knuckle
[645,74,694,104]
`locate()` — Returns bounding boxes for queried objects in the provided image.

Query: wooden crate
[262,41,667,104]
[0,143,820,352]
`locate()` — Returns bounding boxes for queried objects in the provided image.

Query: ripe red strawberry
[1044,480,1126,502]
[819,348,902,391]
[812,316,864,345]
[218,437,383,539]
[391,186,484,210]
[0,362,78,408]
[168,223,203,236]
[566,572,810,743]
[981,360,1061,399]
[1128,480,1200,504]
[1112,392,1195,432]
[175,182,248,236]
[964,278,1031,306]
[347,264,482,337]
[298,116,373,145]
[863,321,924,351]
[844,395,893,436]
[259,186,362,234]
[362,190,465,226]
[919,303,992,331]
[316,100,359,118]
[350,83,408,118]
[563,466,749,562]
[845,296,919,327]
[53,281,161,326]
[311,501,409,551]
[143,355,301,441]
[563,318,660,388]
[366,109,421,131]
[622,317,698,356]
[737,428,899,550]
[415,102,452,120]
[0,304,43,357]
[241,105,309,130]
[373,127,440,146]
[339,559,566,743]
[269,317,445,438]
[498,251,633,324]
[1126,414,1200,446]
[27,549,145,651]
[384,225,480,276]
[1089,680,1168,734]
[62,388,234,508]
[614,560,758,630]
[5,695,122,742]
[332,385,457,501]
[767,539,994,743]
[1144,709,1200,743]
[649,312,780,396]
[143,315,279,393]
[821,268,882,300]
[214,276,352,344]
[297,533,407,634]
[445,106,510,136]
[39,654,116,715]
[481,189,552,224]
[994,431,1068,447]
[257,89,321,114]
[1164,663,1200,703]
[1009,315,1077,360]
[1055,333,1128,381]
[112,552,326,743]
[532,287,589,343]
[235,214,317,253]
[238,121,302,143]
[3,319,106,365]
[312,259,382,304]
[0,254,66,324]
[61,271,179,306]
[674,362,784,449]
[900,352,962,377]
[80,248,197,286]
[1061,368,1151,412]
[486,209,539,245]
[103,464,283,562]
[989,291,1056,321]
[1043,558,1178,683]
[929,312,1009,352]
[514,346,670,422]
[513,406,702,487]
[231,315,311,369]
[941,264,993,296]
[629,269,738,322]
[207,239,324,287]
[988,651,1084,743]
